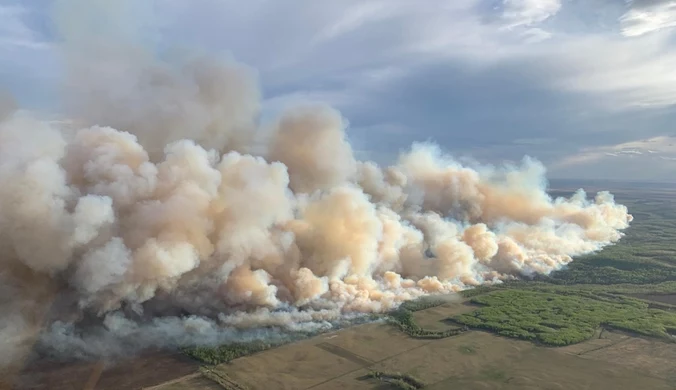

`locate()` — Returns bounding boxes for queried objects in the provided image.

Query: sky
[1,0,676,182]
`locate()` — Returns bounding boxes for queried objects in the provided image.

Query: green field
[454,289,676,345]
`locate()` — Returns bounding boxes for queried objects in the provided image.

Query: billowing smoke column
[0,0,631,368]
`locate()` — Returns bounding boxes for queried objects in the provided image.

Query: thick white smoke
[0,0,632,370]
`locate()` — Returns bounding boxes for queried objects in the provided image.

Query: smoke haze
[0,0,632,369]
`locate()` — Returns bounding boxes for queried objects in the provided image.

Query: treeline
[389,308,467,339]
[387,297,468,339]
[398,297,447,312]
[183,341,275,365]
[460,285,500,298]
[542,261,676,285]
[367,370,425,390]
[199,367,249,390]
[469,279,676,297]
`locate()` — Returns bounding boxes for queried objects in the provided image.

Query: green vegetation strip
[541,260,676,285]
[367,370,425,390]
[199,366,248,390]
[453,289,676,346]
[463,280,676,301]
[389,309,466,339]
[183,341,275,365]
[398,298,447,312]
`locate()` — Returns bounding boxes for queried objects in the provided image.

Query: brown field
[427,339,670,390]
[576,334,676,380]
[11,351,200,390]
[411,300,476,331]
[553,326,628,355]
[154,303,676,390]
[147,374,220,390]
[10,360,100,390]
[310,322,430,362]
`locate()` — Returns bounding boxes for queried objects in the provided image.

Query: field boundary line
[577,334,633,356]
[315,343,374,366]
[304,340,437,390]
[141,372,201,390]
[82,361,105,390]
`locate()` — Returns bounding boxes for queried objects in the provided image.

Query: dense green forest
[182,342,276,365]
[453,289,676,345]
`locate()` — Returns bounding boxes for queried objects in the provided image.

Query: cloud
[513,138,557,145]
[310,1,394,44]
[502,0,562,29]
[520,27,553,43]
[621,0,676,36]
[543,34,676,109]
[3,0,676,182]
[618,149,643,155]
[551,135,676,181]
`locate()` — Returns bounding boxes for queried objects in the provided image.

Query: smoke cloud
[0,90,16,121]
[0,0,632,370]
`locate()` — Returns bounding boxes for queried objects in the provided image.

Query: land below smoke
[7,182,676,389]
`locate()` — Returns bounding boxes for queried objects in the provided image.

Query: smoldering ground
[0,0,632,369]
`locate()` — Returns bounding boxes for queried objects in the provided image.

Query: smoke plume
[0,0,632,369]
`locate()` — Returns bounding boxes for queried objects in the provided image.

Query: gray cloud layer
[1,0,676,182]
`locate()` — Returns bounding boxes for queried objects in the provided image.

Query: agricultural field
[152,301,676,390]
[11,182,676,389]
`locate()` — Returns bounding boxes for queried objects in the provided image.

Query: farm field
[153,300,676,390]
[11,352,200,390]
